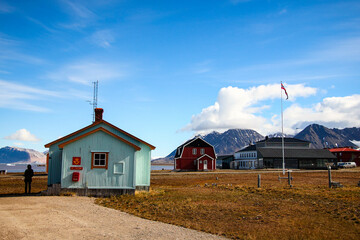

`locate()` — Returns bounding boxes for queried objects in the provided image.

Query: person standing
[24,164,34,194]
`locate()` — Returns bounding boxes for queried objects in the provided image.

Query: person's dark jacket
[24,168,34,182]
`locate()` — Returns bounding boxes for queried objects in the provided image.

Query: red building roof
[329,148,360,153]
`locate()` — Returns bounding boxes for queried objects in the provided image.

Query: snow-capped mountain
[295,124,360,149]
[198,129,264,155]
[0,146,46,164]
[152,129,264,164]
[152,124,360,164]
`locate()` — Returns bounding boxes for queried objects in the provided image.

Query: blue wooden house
[44,108,155,196]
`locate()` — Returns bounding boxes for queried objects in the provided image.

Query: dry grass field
[0,173,47,195]
[97,169,360,240]
[1,170,360,239]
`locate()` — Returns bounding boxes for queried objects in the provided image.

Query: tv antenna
[87,80,98,123]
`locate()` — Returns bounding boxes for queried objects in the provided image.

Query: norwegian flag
[281,83,288,100]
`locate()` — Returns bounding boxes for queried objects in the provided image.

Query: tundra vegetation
[97,170,360,239]
[1,170,359,239]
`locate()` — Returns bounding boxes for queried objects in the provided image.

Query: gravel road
[0,196,226,240]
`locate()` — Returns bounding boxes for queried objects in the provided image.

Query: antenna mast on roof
[90,80,98,123]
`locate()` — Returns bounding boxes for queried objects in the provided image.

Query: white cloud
[0,34,45,65]
[59,0,96,29]
[0,79,89,111]
[311,37,360,62]
[13,142,24,146]
[183,83,317,134]
[62,0,95,19]
[193,60,213,74]
[4,129,40,142]
[90,29,115,48]
[46,61,127,85]
[225,37,360,77]
[284,94,360,131]
[26,17,57,33]
[0,79,62,112]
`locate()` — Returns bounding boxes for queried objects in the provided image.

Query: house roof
[174,137,215,159]
[45,119,155,150]
[257,137,309,144]
[235,144,257,153]
[329,148,360,153]
[257,148,336,159]
[58,127,141,151]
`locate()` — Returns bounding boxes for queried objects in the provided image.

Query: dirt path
[0,196,226,240]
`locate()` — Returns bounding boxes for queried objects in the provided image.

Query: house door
[204,160,208,170]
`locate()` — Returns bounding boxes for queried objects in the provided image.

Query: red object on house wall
[72,157,81,165]
[329,147,360,166]
[70,167,83,170]
[72,172,80,181]
[174,137,216,171]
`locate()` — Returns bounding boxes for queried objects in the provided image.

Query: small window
[114,162,124,174]
[92,152,108,169]
[200,148,205,155]
[192,148,197,155]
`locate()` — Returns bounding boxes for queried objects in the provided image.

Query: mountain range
[0,146,46,164]
[1,124,359,164]
[152,124,360,164]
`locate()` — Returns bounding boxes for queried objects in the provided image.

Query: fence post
[288,170,292,188]
[258,174,261,188]
[328,166,332,188]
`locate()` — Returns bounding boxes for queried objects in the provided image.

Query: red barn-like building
[174,137,216,171]
[329,147,360,166]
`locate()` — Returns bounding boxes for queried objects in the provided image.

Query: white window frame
[114,162,125,175]
[192,148,197,155]
[200,148,205,155]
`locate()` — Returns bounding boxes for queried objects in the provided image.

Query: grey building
[231,137,337,170]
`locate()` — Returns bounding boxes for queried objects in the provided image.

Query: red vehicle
[174,137,216,171]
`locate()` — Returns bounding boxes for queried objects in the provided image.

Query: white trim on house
[197,154,215,161]
[113,162,125,175]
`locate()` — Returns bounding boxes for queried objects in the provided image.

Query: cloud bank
[4,129,40,142]
[183,84,360,135]
[47,61,126,85]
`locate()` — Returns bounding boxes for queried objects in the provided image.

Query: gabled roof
[235,144,257,153]
[58,127,141,151]
[257,148,336,159]
[174,137,215,159]
[197,154,215,161]
[45,120,155,150]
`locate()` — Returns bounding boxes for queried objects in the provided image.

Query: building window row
[193,148,205,155]
[239,152,256,158]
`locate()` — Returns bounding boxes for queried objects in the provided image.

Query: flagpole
[281,81,285,175]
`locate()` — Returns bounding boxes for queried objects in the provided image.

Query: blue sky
[1,0,360,157]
